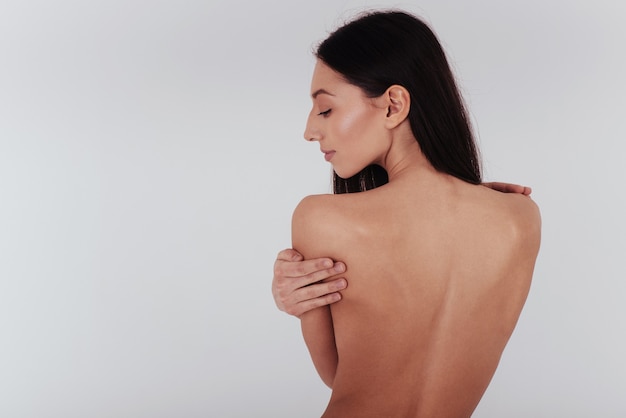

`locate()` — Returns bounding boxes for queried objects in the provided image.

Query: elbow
[321,372,335,389]
[314,361,337,389]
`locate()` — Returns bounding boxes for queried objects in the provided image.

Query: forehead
[310,60,354,97]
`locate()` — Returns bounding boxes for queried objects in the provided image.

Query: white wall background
[1,0,624,417]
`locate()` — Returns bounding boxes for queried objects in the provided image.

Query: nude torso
[299,173,540,417]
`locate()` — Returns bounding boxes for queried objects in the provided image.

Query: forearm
[300,305,338,388]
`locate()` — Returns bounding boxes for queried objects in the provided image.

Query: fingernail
[334,262,345,273]
[323,259,333,268]
[335,279,347,289]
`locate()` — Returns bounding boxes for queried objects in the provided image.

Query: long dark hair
[315,10,482,194]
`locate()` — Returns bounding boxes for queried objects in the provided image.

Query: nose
[303,112,321,142]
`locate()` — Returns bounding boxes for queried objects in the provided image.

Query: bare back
[292,173,541,417]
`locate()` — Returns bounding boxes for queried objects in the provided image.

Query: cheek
[331,106,384,178]
[336,106,374,141]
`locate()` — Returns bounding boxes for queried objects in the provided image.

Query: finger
[273,264,346,313]
[277,277,347,314]
[290,262,346,289]
[292,278,347,303]
[275,248,304,262]
[483,182,516,193]
[484,182,532,195]
[289,292,344,317]
[274,265,345,304]
[277,257,340,279]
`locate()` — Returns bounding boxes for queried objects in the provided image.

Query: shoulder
[490,190,542,257]
[477,185,540,228]
[293,193,334,215]
[467,185,541,257]
[292,191,370,222]
[292,194,338,230]
[291,192,371,259]
[291,194,346,259]
[505,193,541,241]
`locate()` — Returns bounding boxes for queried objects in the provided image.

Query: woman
[277,10,541,417]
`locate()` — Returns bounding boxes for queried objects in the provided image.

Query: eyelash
[318,109,331,117]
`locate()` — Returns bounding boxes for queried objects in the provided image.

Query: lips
[322,150,335,162]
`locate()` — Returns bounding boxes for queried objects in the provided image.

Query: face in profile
[304,60,390,179]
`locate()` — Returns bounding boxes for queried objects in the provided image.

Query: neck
[377,123,437,182]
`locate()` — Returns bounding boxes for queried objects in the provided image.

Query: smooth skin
[281,60,541,417]
[272,184,530,318]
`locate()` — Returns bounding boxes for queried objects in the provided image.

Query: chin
[333,167,362,180]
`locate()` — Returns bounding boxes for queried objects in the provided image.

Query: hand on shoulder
[482,182,532,196]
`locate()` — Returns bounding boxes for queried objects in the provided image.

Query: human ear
[384,85,410,129]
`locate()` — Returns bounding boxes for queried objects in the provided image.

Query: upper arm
[291,195,315,254]
[292,196,344,387]
[504,195,542,298]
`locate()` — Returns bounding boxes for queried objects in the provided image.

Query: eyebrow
[311,89,335,99]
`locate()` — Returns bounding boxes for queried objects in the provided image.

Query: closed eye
[318,109,331,117]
